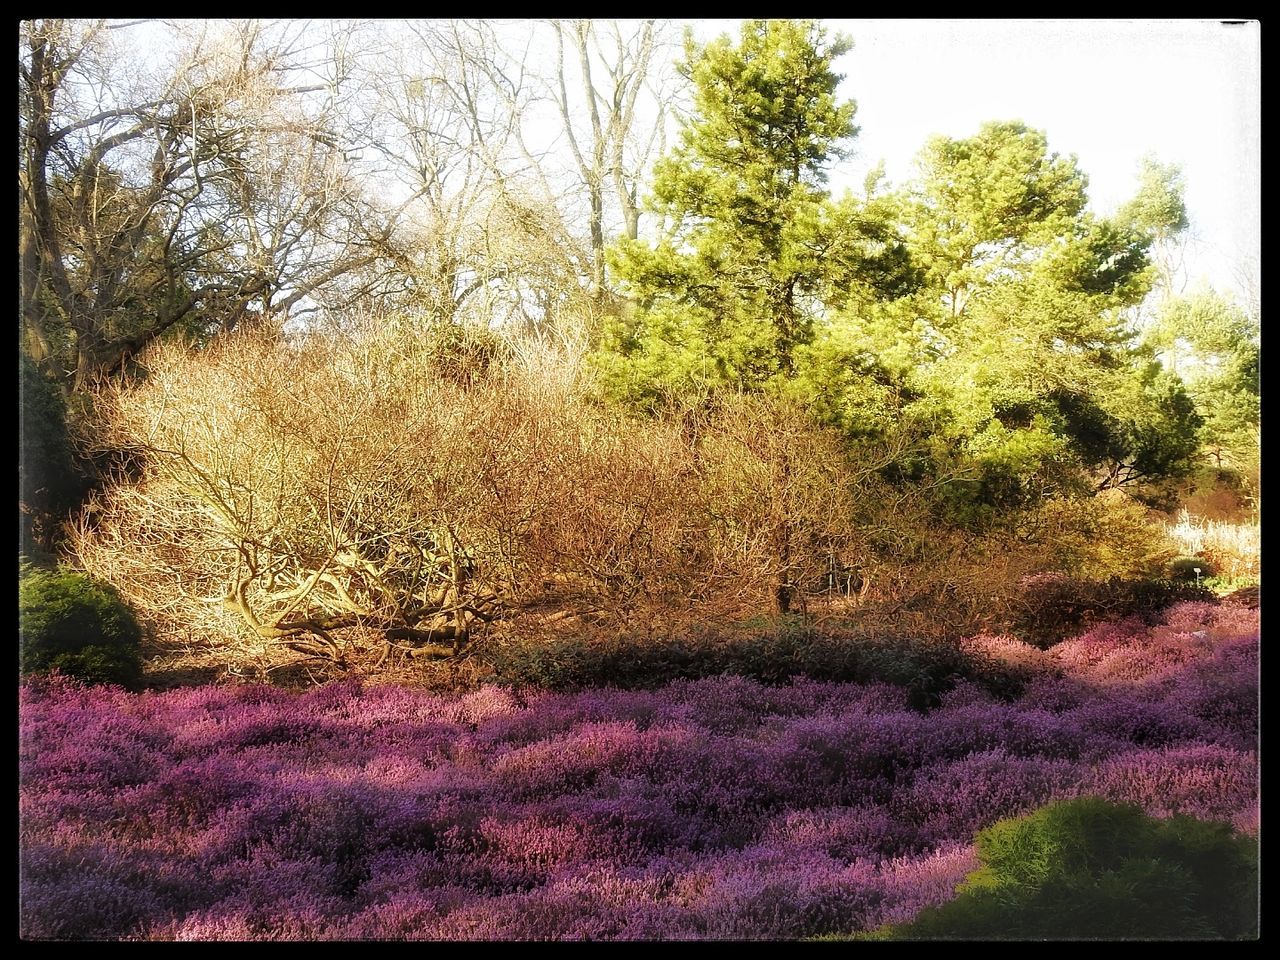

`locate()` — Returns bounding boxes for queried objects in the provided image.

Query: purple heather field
[19,601,1258,940]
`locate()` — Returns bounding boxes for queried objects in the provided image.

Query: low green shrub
[20,354,87,554]
[486,619,1026,708]
[19,568,143,688]
[1008,574,1218,647]
[1168,555,1216,581]
[870,797,1258,940]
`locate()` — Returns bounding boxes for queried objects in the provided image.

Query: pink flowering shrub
[1087,745,1258,828]
[959,634,1050,674]
[19,602,1257,940]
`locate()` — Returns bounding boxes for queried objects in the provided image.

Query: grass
[1162,511,1260,589]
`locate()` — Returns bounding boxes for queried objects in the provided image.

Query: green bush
[19,354,86,554]
[19,568,143,688]
[1008,574,1218,647]
[1168,555,1216,582]
[872,797,1258,940]
[487,620,1026,708]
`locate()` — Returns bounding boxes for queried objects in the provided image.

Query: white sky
[693,18,1261,300]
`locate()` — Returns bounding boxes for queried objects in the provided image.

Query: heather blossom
[19,602,1258,940]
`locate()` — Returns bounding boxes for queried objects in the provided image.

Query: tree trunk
[774,530,792,615]
[773,452,793,615]
[442,526,471,655]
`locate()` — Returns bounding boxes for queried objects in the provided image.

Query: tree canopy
[598,29,1215,521]
[1145,287,1260,490]
[599,20,909,404]
[889,121,1203,515]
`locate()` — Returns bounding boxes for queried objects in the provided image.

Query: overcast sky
[693,18,1260,300]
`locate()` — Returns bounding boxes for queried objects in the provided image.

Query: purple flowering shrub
[19,602,1257,940]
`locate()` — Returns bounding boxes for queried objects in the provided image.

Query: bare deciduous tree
[20,19,380,390]
[545,19,679,297]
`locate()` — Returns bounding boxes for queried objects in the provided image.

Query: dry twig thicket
[74,324,881,675]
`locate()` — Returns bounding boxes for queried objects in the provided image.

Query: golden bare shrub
[75,323,874,673]
[691,394,871,614]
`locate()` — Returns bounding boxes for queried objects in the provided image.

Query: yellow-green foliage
[870,797,1258,940]
[1030,491,1177,580]
[20,566,143,688]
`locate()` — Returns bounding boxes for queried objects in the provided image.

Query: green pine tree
[600,20,866,405]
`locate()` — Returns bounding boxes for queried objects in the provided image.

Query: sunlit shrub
[869,797,1258,940]
[73,327,706,671]
[1032,491,1177,581]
